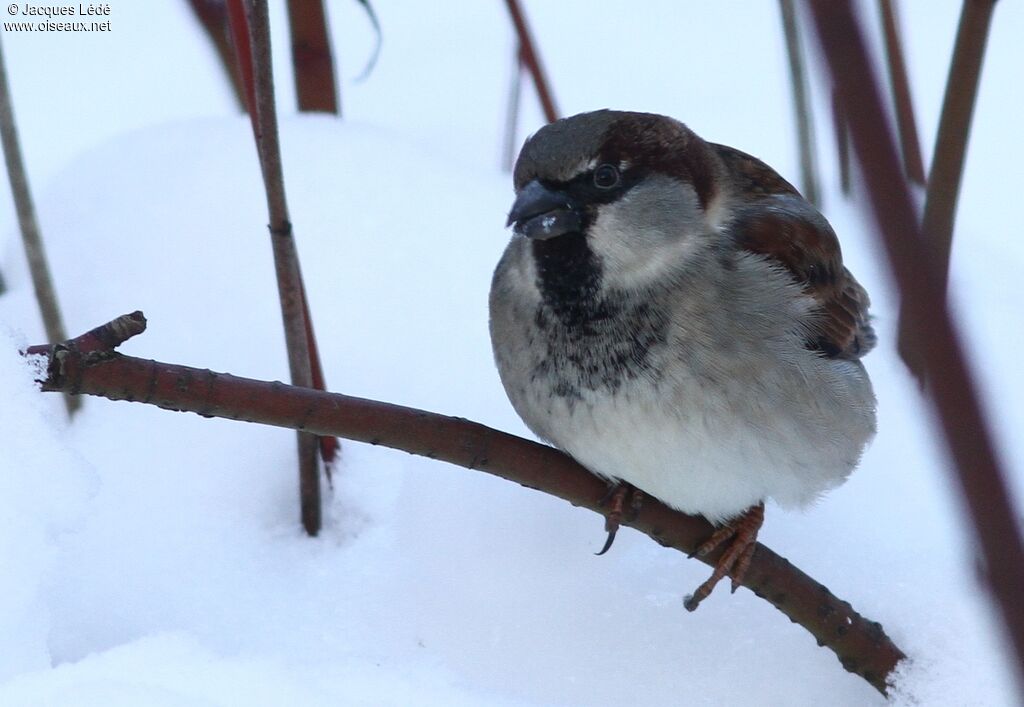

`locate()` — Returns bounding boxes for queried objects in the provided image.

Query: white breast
[513,354,874,524]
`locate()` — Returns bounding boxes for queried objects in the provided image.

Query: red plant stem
[226,0,257,125]
[226,0,330,534]
[922,0,996,292]
[502,0,559,124]
[187,0,247,111]
[896,1,997,380]
[286,0,339,114]
[897,0,996,380]
[878,0,926,185]
[228,0,338,471]
[807,2,1024,699]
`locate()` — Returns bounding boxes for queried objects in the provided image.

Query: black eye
[593,164,620,189]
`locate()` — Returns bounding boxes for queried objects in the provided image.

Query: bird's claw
[684,503,764,611]
[595,482,643,556]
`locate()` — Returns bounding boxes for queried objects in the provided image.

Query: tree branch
[26,312,906,695]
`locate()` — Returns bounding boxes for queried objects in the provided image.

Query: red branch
[878,0,926,185]
[807,1,1024,698]
[503,0,559,124]
[226,0,339,534]
[186,0,247,111]
[225,0,257,124]
[27,313,906,694]
[286,0,339,114]
[897,0,997,379]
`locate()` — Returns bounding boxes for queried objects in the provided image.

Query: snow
[0,1,1022,705]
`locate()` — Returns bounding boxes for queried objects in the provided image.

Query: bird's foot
[683,503,765,611]
[595,482,644,556]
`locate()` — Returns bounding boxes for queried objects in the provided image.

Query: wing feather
[713,144,875,360]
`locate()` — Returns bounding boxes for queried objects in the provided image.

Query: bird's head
[507,110,725,289]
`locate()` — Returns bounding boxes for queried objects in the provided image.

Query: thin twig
[226,0,257,120]
[502,0,559,124]
[286,0,339,114]
[0,33,77,415]
[27,312,907,695]
[831,88,852,195]
[878,0,926,185]
[186,0,247,111]
[807,2,1024,700]
[897,0,997,379]
[778,0,821,206]
[502,45,524,172]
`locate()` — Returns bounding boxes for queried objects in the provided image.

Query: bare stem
[502,46,524,172]
[28,313,907,695]
[878,0,926,185]
[896,0,997,379]
[807,2,1024,699]
[503,0,559,124]
[186,0,247,111]
[0,33,77,415]
[286,0,339,114]
[831,89,852,195]
[227,0,334,535]
[778,0,821,206]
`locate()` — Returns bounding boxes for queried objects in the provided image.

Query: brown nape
[711,143,802,197]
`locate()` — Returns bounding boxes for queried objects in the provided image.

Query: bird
[488,110,876,610]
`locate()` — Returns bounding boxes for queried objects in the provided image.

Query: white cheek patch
[588,197,705,290]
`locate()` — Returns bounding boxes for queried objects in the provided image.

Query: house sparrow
[489,110,876,610]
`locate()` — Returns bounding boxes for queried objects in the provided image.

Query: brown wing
[729,200,875,360]
[713,143,874,360]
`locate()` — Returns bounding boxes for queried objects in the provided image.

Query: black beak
[506,180,582,240]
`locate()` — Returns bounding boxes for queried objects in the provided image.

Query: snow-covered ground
[0,2,1021,705]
